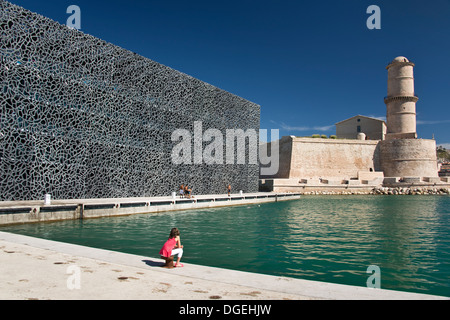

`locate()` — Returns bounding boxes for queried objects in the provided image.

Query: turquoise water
[2,195,450,297]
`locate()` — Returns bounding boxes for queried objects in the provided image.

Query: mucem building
[0,1,260,200]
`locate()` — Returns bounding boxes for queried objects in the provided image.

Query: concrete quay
[0,192,300,226]
[0,231,447,300]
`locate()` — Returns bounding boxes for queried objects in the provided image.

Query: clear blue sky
[10,0,450,147]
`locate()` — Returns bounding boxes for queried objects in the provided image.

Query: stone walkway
[0,232,447,300]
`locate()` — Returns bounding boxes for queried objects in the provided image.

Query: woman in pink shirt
[159,227,184,267]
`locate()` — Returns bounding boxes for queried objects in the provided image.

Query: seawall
[260,177,450,195]
[301,187,450,195]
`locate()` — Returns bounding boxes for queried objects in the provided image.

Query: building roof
[386,56,415,69]
[335,115,386,125]
[392,56,409,63]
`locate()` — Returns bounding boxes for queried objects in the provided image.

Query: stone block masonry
[261,136,380,180]
[379,139,438,178]
[260,56,439,189]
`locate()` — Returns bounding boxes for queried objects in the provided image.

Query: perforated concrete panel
[0,1,260,200]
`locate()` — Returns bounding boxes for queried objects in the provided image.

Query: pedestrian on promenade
[159,227,184,267]
[184,185,191,199]
[179,184,184,198]
[227,184,231,196]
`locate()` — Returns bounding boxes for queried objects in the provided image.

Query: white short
[171,248,183,258]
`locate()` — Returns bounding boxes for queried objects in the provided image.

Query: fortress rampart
[379,139,438,178]
[261,136,379,180]
[260,56,444,193]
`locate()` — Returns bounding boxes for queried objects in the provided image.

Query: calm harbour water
[2,195,450,297]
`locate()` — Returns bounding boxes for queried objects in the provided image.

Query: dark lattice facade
[0,1,260,200]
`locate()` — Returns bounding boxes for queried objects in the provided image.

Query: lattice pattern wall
[0,1,260,200]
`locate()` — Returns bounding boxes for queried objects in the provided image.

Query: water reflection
[369,197,440,289]
[1,195,449,296]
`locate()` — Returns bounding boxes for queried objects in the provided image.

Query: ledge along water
[0,192,300,226]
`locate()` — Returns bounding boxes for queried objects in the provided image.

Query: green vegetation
[437,146,450,162]
[311,134,335,139]
[309,134,339,139]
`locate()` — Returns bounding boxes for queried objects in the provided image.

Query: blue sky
[10,0,450,147]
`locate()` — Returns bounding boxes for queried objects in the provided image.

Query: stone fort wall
[261,136,380,180]
[261,136,439,183]
[379,139,438,178]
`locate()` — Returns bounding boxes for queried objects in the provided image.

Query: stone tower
[379,56,438,178]
[384,56,418,140]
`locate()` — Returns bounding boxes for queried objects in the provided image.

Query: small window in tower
[357,118,361,122]
[357,125,361,132]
